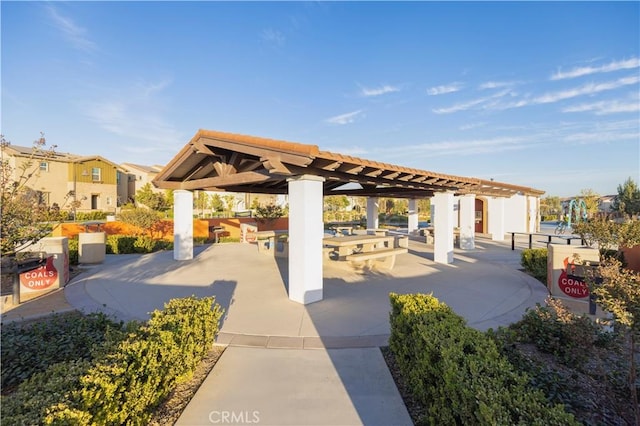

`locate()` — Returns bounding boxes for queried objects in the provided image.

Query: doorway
[475,198,484,233]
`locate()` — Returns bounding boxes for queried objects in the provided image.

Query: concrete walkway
[1,236,550,425]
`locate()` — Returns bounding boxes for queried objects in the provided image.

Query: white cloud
[325,110,364,125]
[47,5,97,52]
[563,130,640,144]
[534,75,640,104]
[427,82,463,96]
[551,57,640,80]
[380,135,533,158]
[433,89,510,114]
[261,28,285,47]
[562,99,640,115]
[478,81,517,90]
[360,85,400,97]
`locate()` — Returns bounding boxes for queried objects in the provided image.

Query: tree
[324,195,349,211]
[578,189,600,216]
[223,194,237,215]
[210,194,224,212]
[540,196,562,219]
[194,191,209,217]
[117,208,162,236]
[135,183,171,212]
[255,203,285,225]
[418,199,431,220]
[612,178,640,218]
[0,134,69,256]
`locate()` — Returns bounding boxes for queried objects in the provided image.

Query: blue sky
[2,1,639,198]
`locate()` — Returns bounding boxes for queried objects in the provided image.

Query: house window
[39,162,49,172]
[92,167,101,182]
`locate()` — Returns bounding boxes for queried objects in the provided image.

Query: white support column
[488,197,506,241]
[366,197,379,229]
[407,198,419,235]
[528,196,539,233]
[288,175,325,304]
[173,190,193,260]
[459,194,475,250]
[433,192,455,264]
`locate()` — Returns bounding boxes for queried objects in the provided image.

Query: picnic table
[323,234,407,269]
[255,230,289,257]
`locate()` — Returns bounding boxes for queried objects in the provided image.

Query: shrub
[68,237,79,265]
[193,236,209,245]
[1,296,224,425]
[1,311,124,392]
[219,236,240,243]
[388,293,577,425]
[133,235,159,253]
[74,211,108,221]
[1,359,93,426]
[117,208,162,236]
[521,248,548,282]
[503,298,609,368]
[106,235,136,254]
[76,296,223,424]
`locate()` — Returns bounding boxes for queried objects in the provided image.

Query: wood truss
[153,130,545,198]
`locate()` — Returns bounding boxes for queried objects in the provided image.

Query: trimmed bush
[133,235,159,253]
[104,235,178,254]
[521,248,548,282]
[1,296,224,425]
[74,211,109,221]
[1,311,124,391]
[76,296,223,424]
[106,235,136,254]
[68,237,79,265]
[388,293,578,425]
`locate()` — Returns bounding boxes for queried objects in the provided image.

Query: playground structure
[555,198,588,235]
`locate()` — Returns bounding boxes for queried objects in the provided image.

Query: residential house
[2,144,125,216]
[119,163,165,203]
[598,195,617,213]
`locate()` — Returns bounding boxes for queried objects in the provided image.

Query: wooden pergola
[153,129,544,305]
[152,129,544,198]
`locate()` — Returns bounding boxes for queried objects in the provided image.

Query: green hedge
[1,312,124,391]
[106,235,136,254]
[388,293,578,425]
[521,248,548,282]
[68,237,79,265]
[73,211,109,221]
[103,235,175,254]
[1,296,224,425]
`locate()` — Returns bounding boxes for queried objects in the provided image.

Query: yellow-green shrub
[521,248,548,282]
[388,293,578,425]
[77,296,223,424]
[1,296,223,425]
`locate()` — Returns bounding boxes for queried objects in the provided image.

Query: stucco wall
[504,194,527,233]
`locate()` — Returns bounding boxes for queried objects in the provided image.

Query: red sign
[20,257,58,291]
[558,257,589,299]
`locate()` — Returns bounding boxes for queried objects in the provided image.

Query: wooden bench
[345,247,408,269]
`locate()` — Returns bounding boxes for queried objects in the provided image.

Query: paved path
[1,237,551,425]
